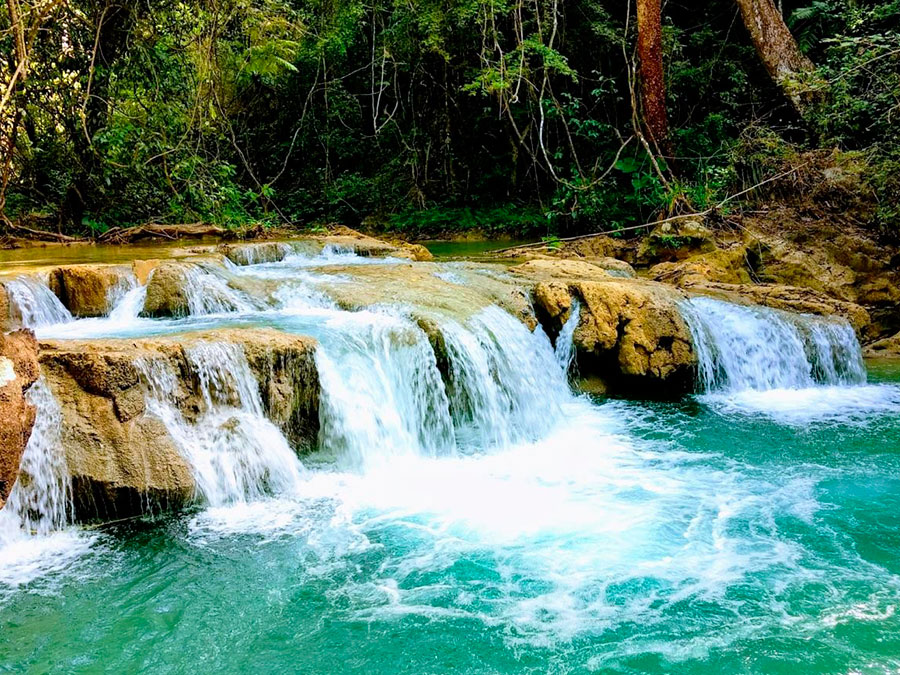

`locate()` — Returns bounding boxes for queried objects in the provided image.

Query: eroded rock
[515,259,695,393]
[49,264,134,317]
[0,330,41,509]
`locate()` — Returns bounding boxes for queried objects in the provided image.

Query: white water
[681,296,866,392]
[137,342,305,505]
[0,378,94,592]
[4,275,73,327]
[554,298,581,374]
[439,306,571,449]
[181,266,259,315]
[680,296,898,422]
[5,247,898,636]
[315,310,455,470]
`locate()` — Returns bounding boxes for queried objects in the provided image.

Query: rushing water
[1,249,900,673]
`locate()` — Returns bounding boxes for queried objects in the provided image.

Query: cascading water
[680,296,866,392]
[137,342,305,505]
[0,378,71,541]
[315,310,455,469]
[438,306,572,449]
[554,298,581,374]
[4,275,73,327]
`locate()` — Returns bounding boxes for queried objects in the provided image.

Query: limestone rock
[0,330,41,509]
[512,259,612,282]
[637,219,717,264]
[863,331,900,358]
[650,246,754,286]
[219,242,288,266]
[37,328,320,520]
[49,264,133,317]
[531,277,696,394]
[141,261,193,317]
[0,284,13,332]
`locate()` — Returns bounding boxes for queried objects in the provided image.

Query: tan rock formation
[515,259,695,392]
[650,246,754,286]
[863,331,900,358]
[0,330,41,509]
[219,242,289,266]
[49,264,133,317]
[637,219,717,264]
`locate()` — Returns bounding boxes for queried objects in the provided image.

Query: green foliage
[2,0,898,237]
[387,206,547,236]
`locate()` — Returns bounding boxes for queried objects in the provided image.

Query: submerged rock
[0,330,40,509]
[37,329,320,520]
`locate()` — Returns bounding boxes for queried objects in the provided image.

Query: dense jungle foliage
[1,0,898,237]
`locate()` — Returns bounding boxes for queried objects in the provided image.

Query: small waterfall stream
[0,378,71,543]
[5,276,73,328]
[138,343,305,505]
[680,296,867,393]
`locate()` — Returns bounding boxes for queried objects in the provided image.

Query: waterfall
[0,378,71,542]
[554,298,581,374]
[107,284,147,322]
[184,266,258,315]
[439,306,571,449]
[315,305,576,468]
[137,343,305,505]
[5,276,73,327]
[680,296,867,393]
[315,311,455,469]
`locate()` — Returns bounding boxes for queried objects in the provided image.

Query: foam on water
[137,342,305,505]
[4,275,73,327]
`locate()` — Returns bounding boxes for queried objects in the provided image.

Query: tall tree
[636,0,668,151]
[734,0,817,116]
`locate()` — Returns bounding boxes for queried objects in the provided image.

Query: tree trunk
[734,0,817,116]
[636,0,669,152]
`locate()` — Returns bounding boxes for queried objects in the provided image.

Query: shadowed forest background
[1,0,898,238]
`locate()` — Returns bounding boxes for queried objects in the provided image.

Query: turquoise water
[3,370,899,673]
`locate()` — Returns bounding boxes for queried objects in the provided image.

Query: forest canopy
[1,0,899,237]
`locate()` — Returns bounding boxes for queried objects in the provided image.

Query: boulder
[522,262,696,394]
[49,264,133,317]
[141,261,193,317]
[219,242,289,266]
[0,330,41,509]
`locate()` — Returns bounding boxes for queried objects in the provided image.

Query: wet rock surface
[514,259,696,394]
[0,330,41,509]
